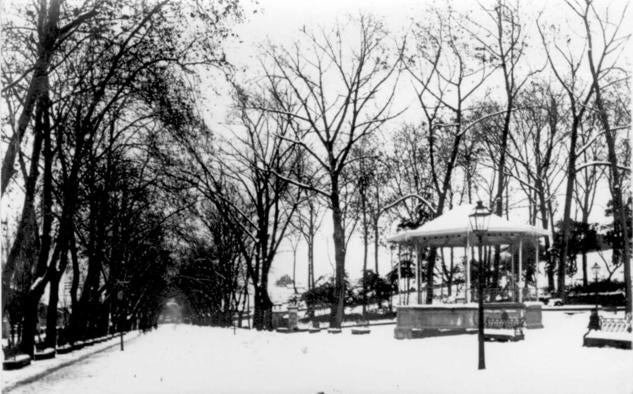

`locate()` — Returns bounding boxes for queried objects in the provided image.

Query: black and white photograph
[1,0,632,392]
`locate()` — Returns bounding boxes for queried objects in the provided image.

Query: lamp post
[470,201,491,371]
[116,278,129,351]
[117,289,125,351]
[591,262,600,310]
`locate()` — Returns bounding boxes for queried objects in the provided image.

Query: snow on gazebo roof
[387,204,549,247]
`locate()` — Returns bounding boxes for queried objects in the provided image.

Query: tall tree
[573,0,631,312]
[403,7,494,303]
[173,86,303,330]
[258,16,401,327]
[291,193,324,291]
[505,81,567,291]
[468,0,534,287]
[538,14,596,301]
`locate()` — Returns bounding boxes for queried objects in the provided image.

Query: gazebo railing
[469,286,536,303]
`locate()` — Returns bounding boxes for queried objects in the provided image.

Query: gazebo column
[398,245,402,305]
[518,238,523,303]
[465,236,471,303]
[390,245,395,305]
[534,237,539,302]
[511,243,515,302]
[416,244,423,305]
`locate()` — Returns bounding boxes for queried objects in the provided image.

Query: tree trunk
[1,114,44,314]
[45,270,60,348]
[19,247,58,355]
[329,187,347,328]
[292,247,298,295]
[252,271,273,331]
[373,219,380,275]
[426,185,452,303]
[17,101,52,355]
[20,294,39,356]
[558,117,580,302]
[361,190,369,316]
[307,234,314,290]
[535,177,555,293]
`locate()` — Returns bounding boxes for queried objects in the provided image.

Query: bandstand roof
[387,204,549,247]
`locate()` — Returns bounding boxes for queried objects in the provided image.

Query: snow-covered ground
[4,312,633,394]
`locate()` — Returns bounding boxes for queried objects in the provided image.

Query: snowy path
[5,312,633,394]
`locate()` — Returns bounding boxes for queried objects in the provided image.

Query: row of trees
[1,0,243,354]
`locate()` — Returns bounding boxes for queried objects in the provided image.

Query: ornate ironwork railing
[599,314,632,333]
[469,286,536,303]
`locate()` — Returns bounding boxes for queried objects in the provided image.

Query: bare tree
[403,7,494,302]
[538,14,596,301]
[468,0,540,287]
[505,81,568,291]
[256,16,401,327]
[574,115,606,286]
[291,193,325,291]
[566,0,631,310]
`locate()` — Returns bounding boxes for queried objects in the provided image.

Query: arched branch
[379,194,436,217]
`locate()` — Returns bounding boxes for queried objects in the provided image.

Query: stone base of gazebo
[394,302,543,339]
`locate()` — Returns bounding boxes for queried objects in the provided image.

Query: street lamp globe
[469,201,491,234]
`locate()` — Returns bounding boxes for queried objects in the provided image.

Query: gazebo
[387,204,548,339]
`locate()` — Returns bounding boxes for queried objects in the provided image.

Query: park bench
[484,316,525,342]
[309,321,321,333]
[351,319,370,335]
[583,313,632,350]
